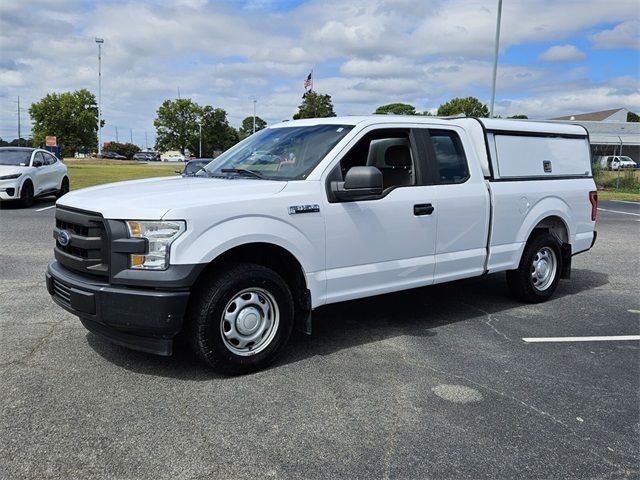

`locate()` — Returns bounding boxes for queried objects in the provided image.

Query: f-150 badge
[288,204,320,215]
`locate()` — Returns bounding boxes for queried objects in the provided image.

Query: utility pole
[130,128,133,144]
[489,0,503,118]
[253,99,257,134]
[145,130,148,150]
[95,37,104,155]
[199,121,202,157]
[115,126,119,143]
[17,96,21,146]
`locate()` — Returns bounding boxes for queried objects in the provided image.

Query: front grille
[54,207,109,277]
[51,277,71,308]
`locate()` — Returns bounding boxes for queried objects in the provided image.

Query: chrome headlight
[125,220,186,270]
[0,173,22,180]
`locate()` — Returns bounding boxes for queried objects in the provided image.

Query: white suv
[0,147,69,207]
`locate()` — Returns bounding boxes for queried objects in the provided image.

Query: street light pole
[489,0,502,118]
[253,99,257,134]
[95,37,104,156]
[199,121,202,157]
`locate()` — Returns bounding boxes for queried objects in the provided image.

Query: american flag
[303,71,313,90]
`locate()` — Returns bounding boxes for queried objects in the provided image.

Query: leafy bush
[103,142,141,159]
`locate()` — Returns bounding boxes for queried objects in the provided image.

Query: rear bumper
[46,261,190,355]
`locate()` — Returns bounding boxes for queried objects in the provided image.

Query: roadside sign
[46,136,57,147]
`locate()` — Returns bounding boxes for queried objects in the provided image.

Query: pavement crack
[461,302,511,341]
[0,319,65,368]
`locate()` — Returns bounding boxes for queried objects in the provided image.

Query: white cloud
[0,0,639,142]
[590,20,640,50]
[538,44,586,62]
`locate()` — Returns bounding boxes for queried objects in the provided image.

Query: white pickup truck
[46,116,597,374]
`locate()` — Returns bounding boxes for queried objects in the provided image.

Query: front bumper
[46,261,190,355]
[0,179,19,200]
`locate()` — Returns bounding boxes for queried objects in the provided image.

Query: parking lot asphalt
[1,197,639,479]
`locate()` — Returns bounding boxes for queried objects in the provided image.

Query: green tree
[293,91,336,119]
[154,98,201,154]
[508,114,529,119]
[239,116,267,139]
[374,103,417,115]
[103,141,140,159]
[437,96,490,118]
[29,89,99,154]
[627,111,639,122]
[195,106,239,156]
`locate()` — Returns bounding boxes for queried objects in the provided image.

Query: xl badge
[57,230,71,247]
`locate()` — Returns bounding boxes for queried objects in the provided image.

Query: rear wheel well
[531,216,569,245]
[196,243,310,324]
[529,216,571,279]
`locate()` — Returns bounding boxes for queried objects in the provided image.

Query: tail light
[589,191,598,221]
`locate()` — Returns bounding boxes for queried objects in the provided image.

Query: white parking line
[611,200,640,205]
[597,208,640,217]
[523,335,640,343]
[35,205,55,212]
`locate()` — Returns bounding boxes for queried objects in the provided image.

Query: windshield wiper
[221,168,264,179]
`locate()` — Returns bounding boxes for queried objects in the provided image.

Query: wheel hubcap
[220,288,279,356]
[530,247,557,291]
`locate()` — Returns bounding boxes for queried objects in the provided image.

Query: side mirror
[33,159,43,168]
[331,166,383,201]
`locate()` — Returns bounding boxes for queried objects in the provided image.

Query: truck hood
[57,176,288,219]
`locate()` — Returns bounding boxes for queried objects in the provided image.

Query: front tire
[19,181,34,207]
[56,177,69,198]
[507,232,562,303]
[186,263,294,375]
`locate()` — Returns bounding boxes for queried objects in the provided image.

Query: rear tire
[186,263,294,375]
[19,181,34,207]
[507,232,563,303]
[56,177,69,198]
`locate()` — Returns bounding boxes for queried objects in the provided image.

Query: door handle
[414,203,434,216]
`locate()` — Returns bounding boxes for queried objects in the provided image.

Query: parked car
[133,152,161,162]
[176,159,212,176]
[0,147,69,207]
[102,151,127,160]
[46,117,597,374]
[161,151,185,162]
[609,156,636,171]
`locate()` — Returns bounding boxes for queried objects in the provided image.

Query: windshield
[203,124,354,180]
[0,149,32,166]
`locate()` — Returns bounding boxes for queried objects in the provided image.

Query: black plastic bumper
[46,261,191,356]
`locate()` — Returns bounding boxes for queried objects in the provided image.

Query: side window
[44,152,57,165]
[33,152,46,166]
[339,129,415,191]
[429,129,469,184]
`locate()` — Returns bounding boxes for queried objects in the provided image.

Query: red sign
[45,136,57,146]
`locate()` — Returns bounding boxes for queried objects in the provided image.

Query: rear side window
[429,130,469,184]
[44,152,57,165]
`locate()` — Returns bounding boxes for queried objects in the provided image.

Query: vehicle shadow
[0,195,56,209]
[86,269,609,380]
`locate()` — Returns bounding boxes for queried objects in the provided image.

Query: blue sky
[0,0,638,148]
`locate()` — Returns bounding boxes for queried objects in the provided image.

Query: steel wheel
[530,246,557,291]
[220,287,280,356]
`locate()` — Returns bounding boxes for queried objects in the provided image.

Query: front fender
[172,214,324,275]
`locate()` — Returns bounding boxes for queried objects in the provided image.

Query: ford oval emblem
[58,230,71,247]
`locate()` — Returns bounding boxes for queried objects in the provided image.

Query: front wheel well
[195,242,310,326]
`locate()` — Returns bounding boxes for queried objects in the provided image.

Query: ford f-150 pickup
[46,116,597,374]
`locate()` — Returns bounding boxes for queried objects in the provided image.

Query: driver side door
[322,126,438,305]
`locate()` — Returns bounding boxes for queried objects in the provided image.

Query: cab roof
[270,115,587,137]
